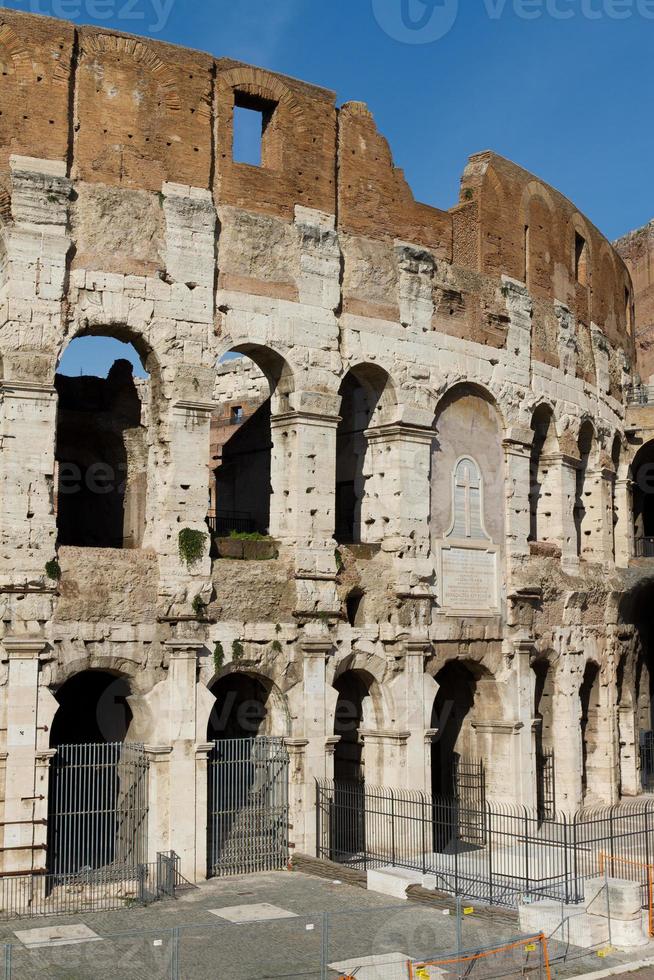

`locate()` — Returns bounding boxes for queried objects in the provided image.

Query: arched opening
[335,365,393,544]
[631,440,654,558]
[207,672,272,740]
[529,405,559,547]
[210,347,293,540]
[55,335,150,549]
[430,661,477,799]
[611,435,622,561]
[580,662,601,805]
[206,670,289,877]
[50,670,133,748]
[533,659,555,818]
[575,421,599,559]
[333,670,372,783]
[47,670,147,877]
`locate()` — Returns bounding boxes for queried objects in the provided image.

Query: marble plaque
[441,545,498,613]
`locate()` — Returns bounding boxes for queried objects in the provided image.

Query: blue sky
[21,0,653,376]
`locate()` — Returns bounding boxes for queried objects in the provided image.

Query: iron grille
[641,731,654,792]
[536,749,556,821]
[47,742,149,879]
[208,737,289,877]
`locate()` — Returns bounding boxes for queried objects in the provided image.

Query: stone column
[300,638,334,856]
[473,721,525,806]
[618,705,640,797]
[270,395,341,614]
[614,477,633,566]
[0,637,50,875]
[392,640,430,792]
[284,738,309,857]
[144,745,173,864]
[503,427,533,560]
[0,382,58,582]
[364,417,434,598]
[163,640,205,880]
[512,636,539,809]
[194,742,214,881]
[542,452,579,566]
[598,467,616,562]
[156,399,214,598]
[552,660,584,812]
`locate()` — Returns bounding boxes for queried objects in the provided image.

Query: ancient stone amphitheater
[1,8,654,905]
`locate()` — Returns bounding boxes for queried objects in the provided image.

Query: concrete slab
[367,866,422,900]
[329,951,442,979]
[208,902,298,923]
[13,924,102,948]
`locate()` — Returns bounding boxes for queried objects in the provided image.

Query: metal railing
[626,384,654,405]
[641,732,654,792]
[0,852,181,921]
[635,537,654,558]
[206,511,256,536]
[316,779,654,908]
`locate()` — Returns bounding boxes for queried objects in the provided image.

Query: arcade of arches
[2,23,654,885]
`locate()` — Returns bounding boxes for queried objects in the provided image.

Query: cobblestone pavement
[0,872,653,978]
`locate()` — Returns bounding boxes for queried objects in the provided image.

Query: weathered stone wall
[0,9,649,882]
[615,222,654,380]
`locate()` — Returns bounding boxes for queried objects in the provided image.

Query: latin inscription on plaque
[441,546,498,612]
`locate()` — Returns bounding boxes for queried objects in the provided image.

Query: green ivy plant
[232,639,244,662]
[271,639,282,654]
[178,528,207,568]
[228,530,270,541]
[213,641,224,674]
[334,548,344,572]
[45,559,61,581]
[191,594,206,617]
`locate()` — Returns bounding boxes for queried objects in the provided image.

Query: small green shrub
[213,641,224,674]
[334,548,344,572]
[228,530,270,541]
[45,559,61,581]
[271,639,282,654]
[178,528,207,567]
[191,594,206,617]
[232,639,244,662]
[463,188,474,201]
[275,623,282,634]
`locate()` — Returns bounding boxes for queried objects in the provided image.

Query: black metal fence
[635,537,654,558]
[316,779,654,907]
[641,731,654,791]
[206,511,256,536]
[0,851,182,920]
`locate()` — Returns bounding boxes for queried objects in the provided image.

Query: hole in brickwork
[232,91,280,168]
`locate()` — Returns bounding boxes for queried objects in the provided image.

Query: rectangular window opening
[524,225,530,286]
[231,405,244,424]
[232,93,279,168]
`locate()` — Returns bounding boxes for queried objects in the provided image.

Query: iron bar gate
[47,742,149,878]
[208,737,289,877]
[641,732,654,792]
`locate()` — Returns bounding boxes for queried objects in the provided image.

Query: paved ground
[0,871,652,978]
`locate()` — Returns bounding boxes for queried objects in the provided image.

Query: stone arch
[48,666,135,747]
[54,326,156,550]
[429,657,502,797]
[579,659,603,805]
[82,33,181,111]
[0,19,34,82]
[206,665,291,740]
[630,440,654,552]
[520,182,556,293]
[329,659,387,784]
[529,402,560,547]
[334,363,396,544]
[431,383,505,550]
[211,344,296,537]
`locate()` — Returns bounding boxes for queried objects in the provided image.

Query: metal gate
[47,742,149,878]
[208,737,289,877]
[641,732,654,792]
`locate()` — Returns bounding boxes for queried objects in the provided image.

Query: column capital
[365,421,434,445]
[472,720,524,735]
[194,742,214,757]
[0,380,57,401]
[325,735,341,756]
[164,640,204,659]
[541,451,580,469]
[2,636,48,661]
[503,424,534,450]
[360,728,411,745]
[301,638,334,658]
[402,639,432,658]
